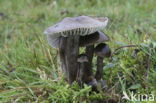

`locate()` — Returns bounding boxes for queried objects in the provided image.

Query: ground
[0,0,156,103]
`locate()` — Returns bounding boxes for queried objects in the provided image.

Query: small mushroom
[77,54,88,84]
[79,31,109,47]
[94,43,111,89]
[44,16,108,84]
[79,31,109,88]
[77,54,98,91]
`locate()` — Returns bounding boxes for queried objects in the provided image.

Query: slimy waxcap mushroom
[44,16,108,48]
[94,43,111,58]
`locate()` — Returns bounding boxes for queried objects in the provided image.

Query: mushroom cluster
[44,16,111,90]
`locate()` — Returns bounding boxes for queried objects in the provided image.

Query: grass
[0,0,156,102]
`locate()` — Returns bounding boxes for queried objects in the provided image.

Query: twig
[110,44,140,61]
[112,45,140,55]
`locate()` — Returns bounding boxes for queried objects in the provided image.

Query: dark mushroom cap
[94,43,111,58]
[44,16,108,48]
[79,31,109,47]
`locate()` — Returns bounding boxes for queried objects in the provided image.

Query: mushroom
[77,54,98,91]
[77,54,88,85]
[79,31,109,47]
[94,43,111,89]
[44,16,108,84]
[79,31,109,87]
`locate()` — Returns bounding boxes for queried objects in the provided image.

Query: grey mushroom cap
[94,43,111,58]
[44,16,109,48]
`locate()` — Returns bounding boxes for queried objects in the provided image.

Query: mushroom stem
[85,45,94,76]
[85,45,98,91]
[77,54,98,91]
[79,62,87,82]
[94,43,111,90]
[95,56,104,80]
[77,54,88,86]
[66,35,79,84]
[59,36,68,78]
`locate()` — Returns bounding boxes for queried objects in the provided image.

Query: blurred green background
[0,0,156,102]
